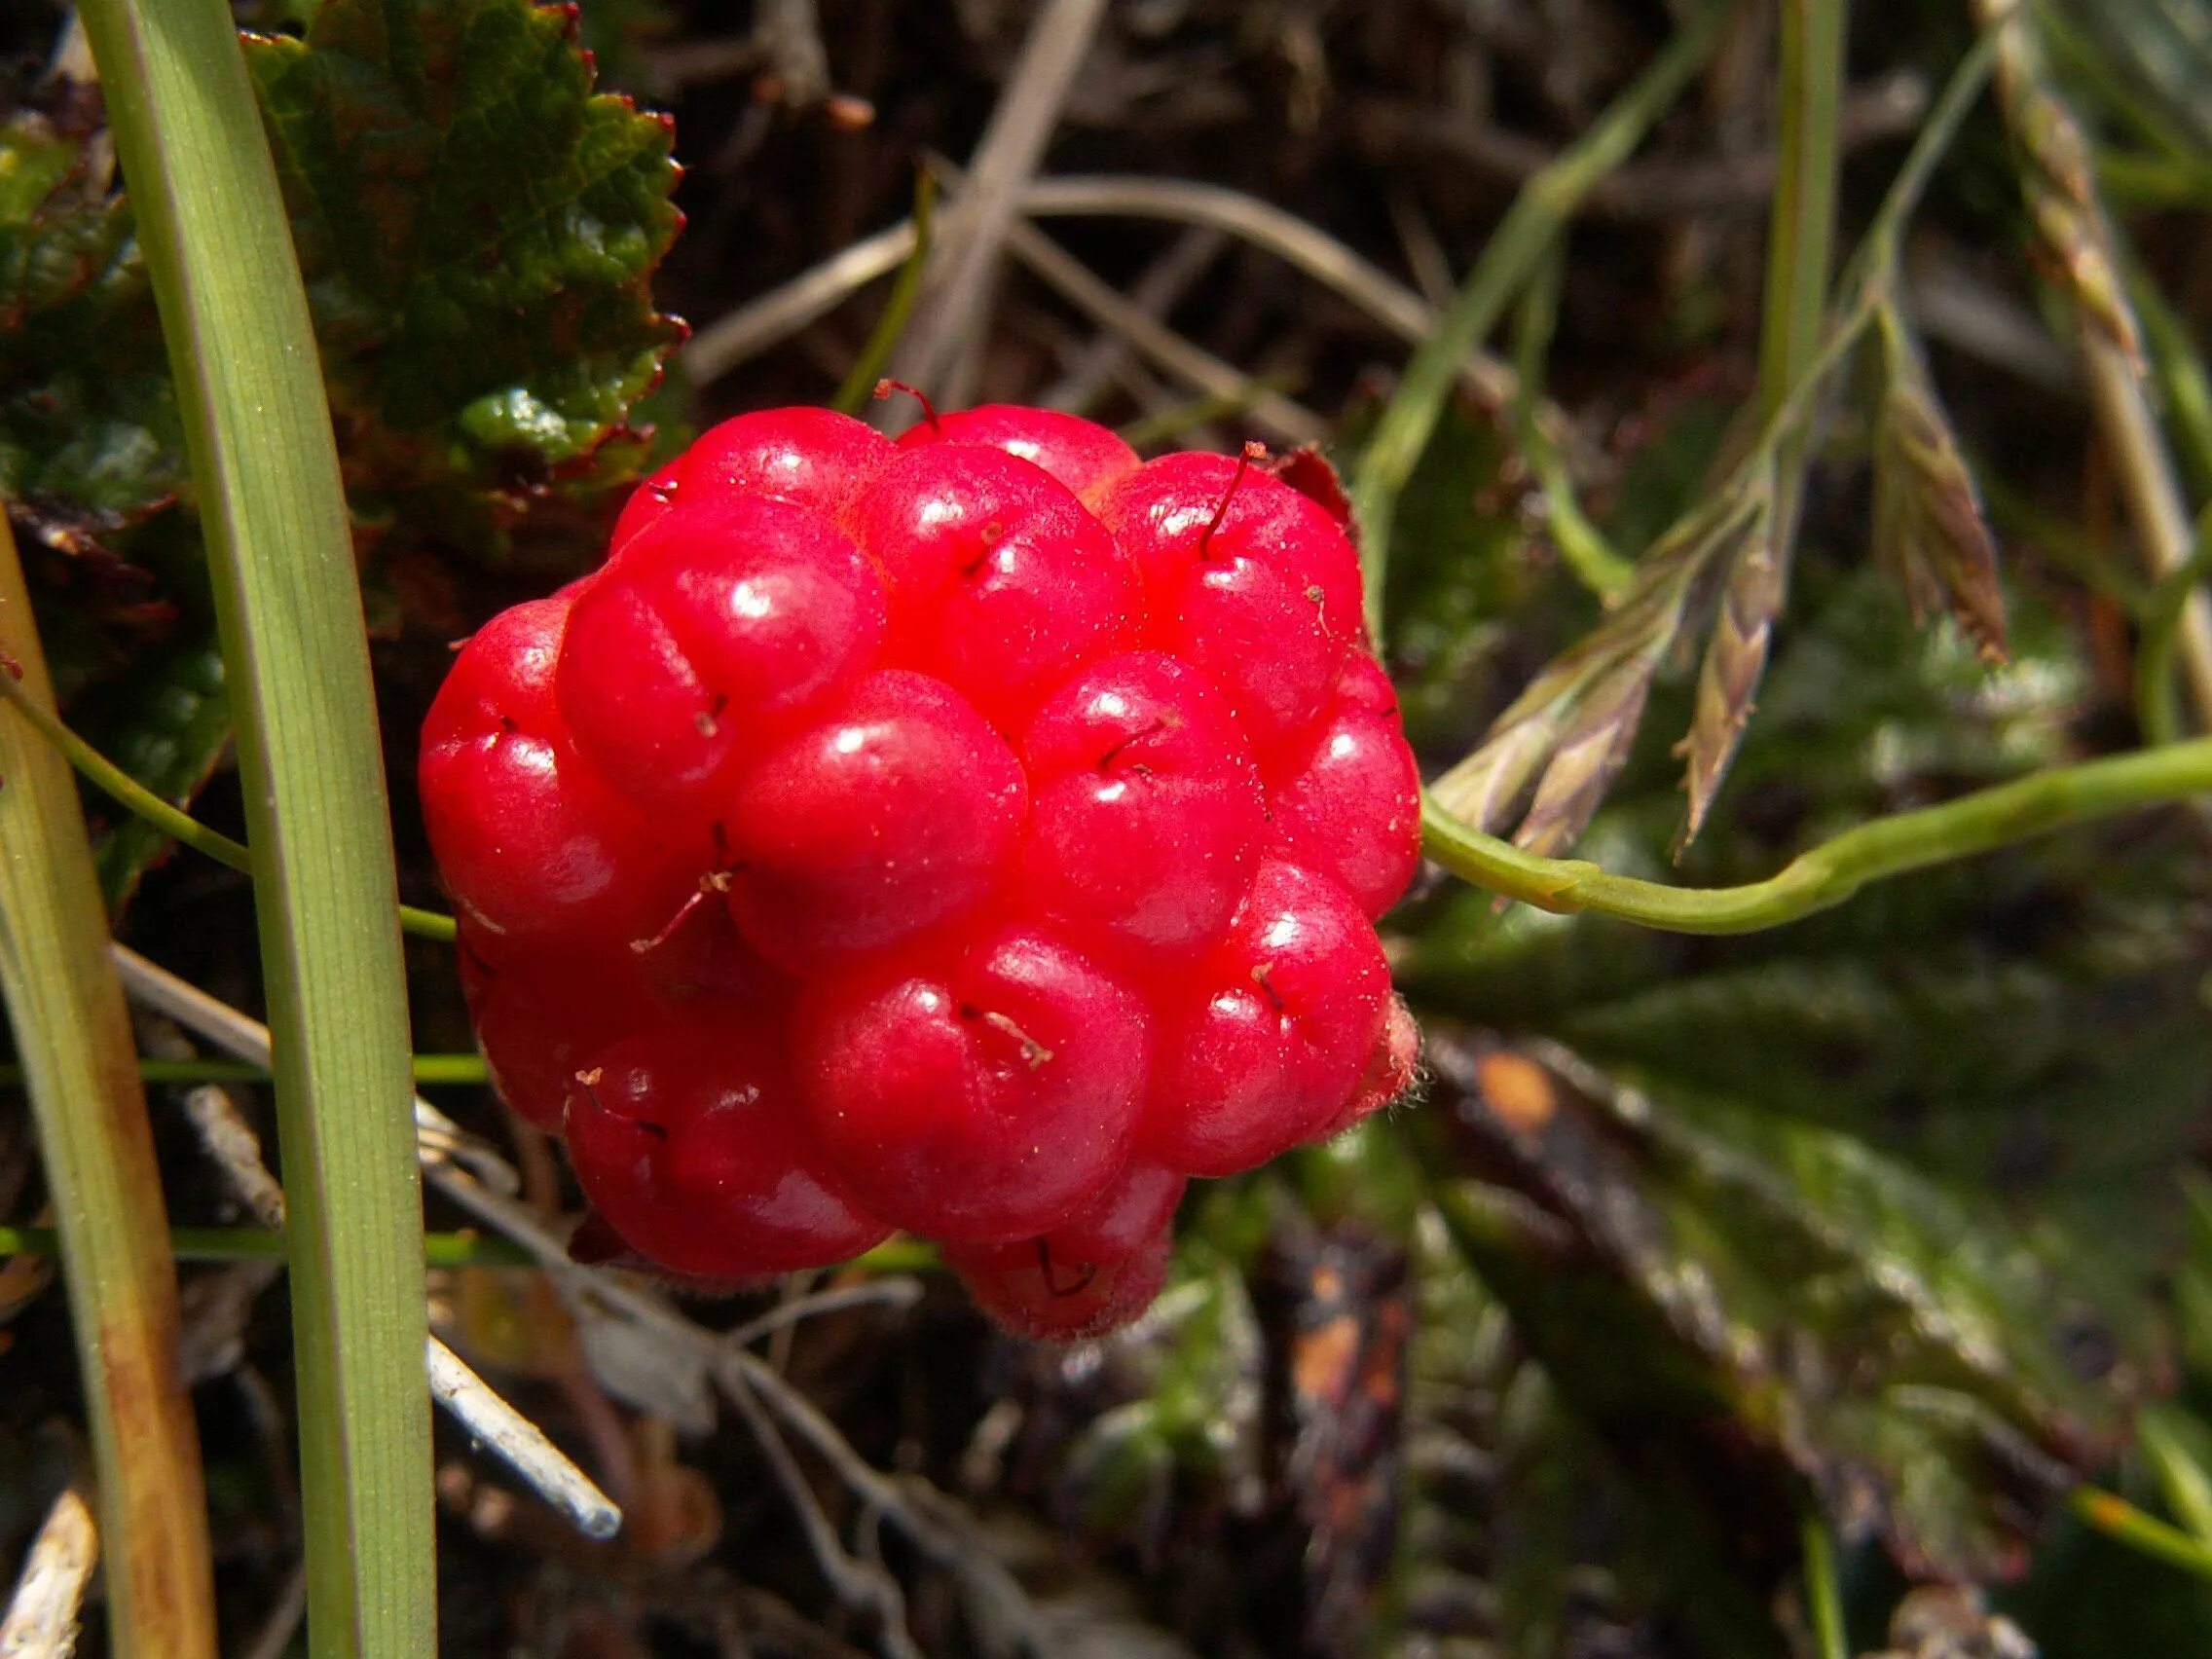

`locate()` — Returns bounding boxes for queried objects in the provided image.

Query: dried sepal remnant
[1872,307,2009,664]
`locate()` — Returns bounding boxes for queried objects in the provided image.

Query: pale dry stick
[419,1172,1048,1650]
[111,946,517,1198]
[682,220,912,386]
[682,176,1541,429]
[882,0,1112,408]
[425,1341,621,1541]
[756,0,829,104]
[1014,174,1524,409]
[116,956,948,1576]
[107,947,621,1540]
[0,1483,96,1659]
[999,213,1327,445]
[719,1370,925,1659]
[724,1279,926,1351]
[1040,224,1229,411]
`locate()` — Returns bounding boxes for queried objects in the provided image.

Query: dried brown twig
[882,0,1112,408]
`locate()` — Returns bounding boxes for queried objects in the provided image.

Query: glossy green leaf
[0,106,183,522]
[243,0,683,502]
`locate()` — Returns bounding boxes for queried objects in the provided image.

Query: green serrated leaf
[243,0,683,500]
[1428,1034,2121,1584]
[0,109,184,521]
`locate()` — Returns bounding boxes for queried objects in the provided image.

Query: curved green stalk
[0,664,456,941]
[1799,1510,1848,1659]
[2073,1486,2212,1582]
[1419,736,2212,933]
[0,1053,489,1088]
[0,1224,534,1270]
[1508,238,1633,599]
[1759,1,1846,431]
[73,1,435,1652]
[0,515,217,1656]
[2135,510,2212,748]
[1350,0,1730,638]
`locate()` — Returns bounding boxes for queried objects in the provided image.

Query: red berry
[682,407,893,514]
[719,670,1027,970]
[609,459,682,554]
[898,404,1140,503]
[1140,860,1389,1177]
[421,403,1423,1339]
[1312,993,1421,1143]
[565,1016,890,1279]
[795,928,1148,1241]
[943,1225,1172,1344]
[1265,655,1422,918]
[846,446,1141,732]
[559,496,889,807]
[421,593,701,946]
[1047,1160,1187,1265]
[1015,651,1265,960]
[1098,452,1366,758]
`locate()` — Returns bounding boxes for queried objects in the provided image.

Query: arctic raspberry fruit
[420,403,1421,1342]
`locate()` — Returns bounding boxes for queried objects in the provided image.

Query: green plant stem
[2083,332,2212,729]
[2132,269,2212,498]
[1509,238,1634,599]
[1758,0,1846,527]
[2073,1486,2212,1582]
[74,0,435,1651]
[2134,508,2212,748]
[0,664,457,942]
[0,1223,534,1271]
[1350,0,1729,638]
[832,170,937,416]
[1799,1510,1848,1659]
[1419,735,2212,933]
[848,1235,941,1275]
[1760,0,1845,417]
[0,514,218,1656]
[0,1053,491,1089]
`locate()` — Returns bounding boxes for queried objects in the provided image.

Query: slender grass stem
[0,513,217,1656]
[1350,0,1731,638]
[1799,1510,1849,1659]
[1508,238,1634,599]
[0,1053,490,1089]
[1758,0,1846,522]
[0,662,457,941]
[0,1223,534,1270]
[1419,735,2212,933]
[832,171,936,416]
[73,0,435,1649]
[2073,1486,2212,1582]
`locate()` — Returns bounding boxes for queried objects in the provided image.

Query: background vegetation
[4,0,2212,1653]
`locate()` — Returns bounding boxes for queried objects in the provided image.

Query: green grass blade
[71,1,435,1651]
[0,513,218,1657]
[1349,0,1730,637]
